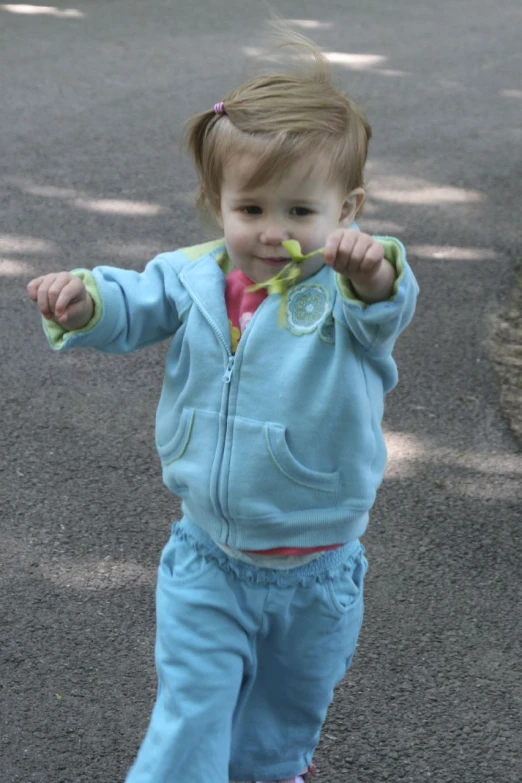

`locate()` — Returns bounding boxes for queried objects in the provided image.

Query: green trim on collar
[336,237,405,307]
[179,237,232,275]
[43,269,102,348]
[216,250,234,276]
[179,237,225,260]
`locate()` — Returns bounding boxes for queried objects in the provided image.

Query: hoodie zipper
[222,355,235,383]
[180,273,269,541]
[179,276,235,525]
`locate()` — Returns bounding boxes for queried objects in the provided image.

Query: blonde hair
[185,29,372,221]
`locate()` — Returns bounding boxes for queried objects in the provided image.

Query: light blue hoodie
[44,237,418,550]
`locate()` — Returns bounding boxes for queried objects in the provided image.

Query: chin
[253,273,274,285]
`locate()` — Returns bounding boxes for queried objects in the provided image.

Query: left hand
[323,229,384,284]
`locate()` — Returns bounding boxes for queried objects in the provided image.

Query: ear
[339,187,365,224]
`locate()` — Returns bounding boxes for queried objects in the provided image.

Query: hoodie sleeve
[43,252,188,353]
[334,236,419,355]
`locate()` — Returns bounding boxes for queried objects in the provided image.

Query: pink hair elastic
[213,102,226,115]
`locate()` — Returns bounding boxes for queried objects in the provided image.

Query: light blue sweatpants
[125,518,367,783]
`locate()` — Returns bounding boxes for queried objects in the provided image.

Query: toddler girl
[28,30,418,783]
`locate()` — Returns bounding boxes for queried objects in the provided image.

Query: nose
[260,222,289,245]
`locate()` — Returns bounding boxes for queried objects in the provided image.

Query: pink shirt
[225,268,267,354]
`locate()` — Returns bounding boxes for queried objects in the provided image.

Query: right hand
[27,272,94,330]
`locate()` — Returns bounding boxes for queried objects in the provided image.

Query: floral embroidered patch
[285,285,331,335]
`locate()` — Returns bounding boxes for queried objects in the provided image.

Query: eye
[241,205,262,215]
[290,206,314,217]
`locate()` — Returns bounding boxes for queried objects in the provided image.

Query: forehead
[221,150,341,200]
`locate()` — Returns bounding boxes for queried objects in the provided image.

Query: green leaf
[282,239,325,262]
[282,239,304,261]
[302,246,325,260]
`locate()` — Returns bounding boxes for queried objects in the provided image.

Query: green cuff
[336,237,405,306]
[44,269,103,348]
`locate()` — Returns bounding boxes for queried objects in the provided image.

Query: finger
[334,232,359,271]
[359,242,385,274]
[57,298,87,325]
[36,276,58,318]
[323,231,343,264]
[365,240,384,262]
[47,272,74,313]
[54,278,83,317]
[350,235,373,265]
[27,277,44,301]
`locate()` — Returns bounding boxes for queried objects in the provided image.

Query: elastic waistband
[172,517,365,586]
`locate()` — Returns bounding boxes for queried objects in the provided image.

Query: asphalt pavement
[1,1,521,782]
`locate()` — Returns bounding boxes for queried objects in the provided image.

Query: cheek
[299,222,328,248]
[224,220,253,253]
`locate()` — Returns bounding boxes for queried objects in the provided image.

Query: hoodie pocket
[157,408,218,514]
[157,407,195,467]
[227,418,339,519]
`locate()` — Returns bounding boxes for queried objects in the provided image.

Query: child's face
[218,153,357,284]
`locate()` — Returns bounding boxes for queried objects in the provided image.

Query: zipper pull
[222,356,235,384]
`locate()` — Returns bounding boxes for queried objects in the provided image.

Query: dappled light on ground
[0,259,37,276]
[385,429,522,488]
[38,556,156,590]
[10,183,79,199]
[358,219,405,236]
[0,234,59,254]
[5,176,171,217]
[408,245,499,261]
[288,19,333,30]
[373,69,410,77]
[100,241,167,260]
[324,53,409,76]
[3,533,155,590]
[0,234,59,275]
[500,89,522,99]
[324,52,386,69]
[241,47,405,76]
[384,431,425,478]
[0,4,84,17]
[74,198,168,216]
[370,175,484,205]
